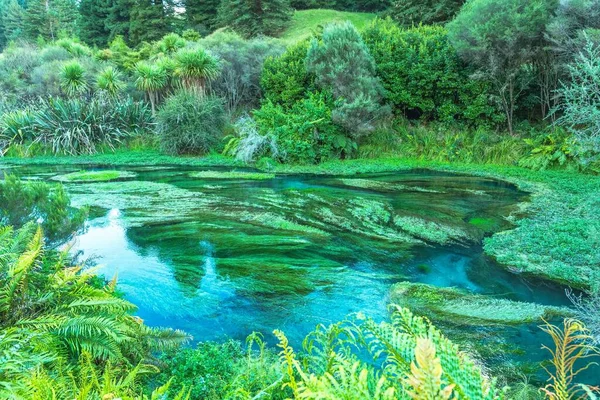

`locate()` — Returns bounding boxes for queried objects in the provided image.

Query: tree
[23,0,79,41]
[174,48,220,95]
[105,0,134,43]
[217,0,293,38]
[553,37,600,164]
[129,0,178,44]
[448,0,555,135]
[184,0,220,34]
[78,0,112,47]
[133,61,167,115]
[1,0,25,47]
[387,0,464,26]
[306,22,390,138]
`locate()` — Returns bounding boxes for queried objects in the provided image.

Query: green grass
[189,171,275,180]
[1,150,242,168]
[280,9,377,43]
[52,170,137,183]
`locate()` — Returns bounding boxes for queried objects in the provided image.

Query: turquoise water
[4,164,580,381]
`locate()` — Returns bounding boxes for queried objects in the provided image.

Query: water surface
[4,164,576,380]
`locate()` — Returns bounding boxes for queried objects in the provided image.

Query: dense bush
[0,95,153,155]
[261,40,315,110]
[254,91,353,163]
[156,90,226,155]
[201,31,285,111]
[363,19,503,125]
[0,174,86,244]
[157,338,284,399]
[307,22,390,138]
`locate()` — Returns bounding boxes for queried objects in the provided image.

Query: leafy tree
[78,0,112,47]
[553,37,600,164]
[217,0,293,38]
[306,22,390,138]
[447,0,555,134]
[362,19,502,124]
[60,61,89,96]
[185,0,220,34]
[96,66,123,97]
[387,0,464,26]
[201,31,285,111]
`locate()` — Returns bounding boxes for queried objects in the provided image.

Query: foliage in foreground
[0,224,189,399]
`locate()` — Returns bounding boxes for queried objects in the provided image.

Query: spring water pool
[5,164,579,381]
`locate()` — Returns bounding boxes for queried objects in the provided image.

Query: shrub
[4,95,153,155]
[60,61,89,96]
[254,91,353,163]
[156,90,226,155]
[223,115,279,163]
[363,19,503,125]
[201,31,285,111]
[261,40,315,110]
[306,22,390,138]
[0,174,86,244]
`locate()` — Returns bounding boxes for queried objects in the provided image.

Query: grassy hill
[280,9,377,42]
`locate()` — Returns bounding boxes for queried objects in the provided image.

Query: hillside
[281,9,377,42]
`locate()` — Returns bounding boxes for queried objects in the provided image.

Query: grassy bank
[281,9,377,42]
[2,152,598,289]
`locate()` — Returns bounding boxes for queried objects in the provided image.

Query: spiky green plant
[174,48,220,95]
[96,66,124,97]
[159,32,186,54]
[60,61,89,97]
[133,62,168,115]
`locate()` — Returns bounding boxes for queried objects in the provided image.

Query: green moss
[394,215,470,245]
[390,281,571,325]
[52,170,137,183]
[190,171,275,180]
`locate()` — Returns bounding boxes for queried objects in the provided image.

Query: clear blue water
[5,164,587,383]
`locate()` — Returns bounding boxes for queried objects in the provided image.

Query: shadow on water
[5,163,597,384]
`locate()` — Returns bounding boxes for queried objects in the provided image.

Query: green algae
[393,215,470,245]
[337,178,440,193]
[390,281,571,325]
[190,170,275,180]
[52,170,137,183]
[469,217,497,232]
